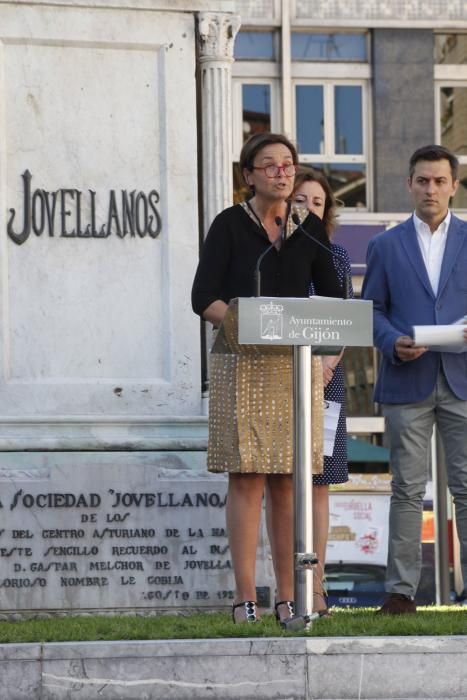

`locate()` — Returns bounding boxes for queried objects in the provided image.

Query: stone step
[1,635,466,699]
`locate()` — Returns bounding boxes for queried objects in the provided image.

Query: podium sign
[238,297,373,347]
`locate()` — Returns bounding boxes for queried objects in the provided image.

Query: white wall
[0,2,202,443]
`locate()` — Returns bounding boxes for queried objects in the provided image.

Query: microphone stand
[291,213,352,300]
[282,214,351,630]
[253,217,283,297]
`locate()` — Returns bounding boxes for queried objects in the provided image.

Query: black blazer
[192,204,342,316]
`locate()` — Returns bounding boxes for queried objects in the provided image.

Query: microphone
[254,216,284,297]
[291,212,352,299]
[274,215,284,234]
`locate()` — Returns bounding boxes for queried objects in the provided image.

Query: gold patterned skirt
[207,303,324,475]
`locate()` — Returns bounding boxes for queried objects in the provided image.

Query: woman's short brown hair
[240,132,299,173]
[292,168,338,238]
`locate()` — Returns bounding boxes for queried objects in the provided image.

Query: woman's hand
[202,300,229,326]
[322,356,340,387]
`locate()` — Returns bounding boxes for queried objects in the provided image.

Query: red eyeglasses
[252,164,297,178]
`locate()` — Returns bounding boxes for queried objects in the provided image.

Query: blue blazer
[362,214,467,403]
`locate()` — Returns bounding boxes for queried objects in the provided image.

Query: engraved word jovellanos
[7,171,162,245]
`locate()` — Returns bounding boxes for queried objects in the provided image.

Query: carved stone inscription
[7,170,162,245]
[0,465,265,614]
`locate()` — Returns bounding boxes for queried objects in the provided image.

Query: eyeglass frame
[251,164,298,178]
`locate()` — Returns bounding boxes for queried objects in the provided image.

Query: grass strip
[0,607,465,644]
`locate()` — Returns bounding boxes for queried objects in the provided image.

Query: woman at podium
[192,132,341,623]
[293,169,353,616]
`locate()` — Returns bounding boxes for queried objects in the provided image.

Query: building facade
[232,0,467,214]
[230,0,467,449]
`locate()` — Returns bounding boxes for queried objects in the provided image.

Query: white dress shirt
[413,210,451,296]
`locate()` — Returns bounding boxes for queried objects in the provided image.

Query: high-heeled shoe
[313,591,331,617]
[232,600,259,623]
[274,599,295,622]
[313,566,331,617]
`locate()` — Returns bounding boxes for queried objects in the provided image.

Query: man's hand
[395,335,428,362]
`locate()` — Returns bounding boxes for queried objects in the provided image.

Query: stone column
[197,12,240,408]
[197,11,240,237]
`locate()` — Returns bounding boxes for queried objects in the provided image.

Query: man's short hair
[409,145,459,181]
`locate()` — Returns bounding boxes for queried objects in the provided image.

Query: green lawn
[0,607,465,644]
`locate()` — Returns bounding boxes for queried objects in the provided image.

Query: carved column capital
[197,11,241,63]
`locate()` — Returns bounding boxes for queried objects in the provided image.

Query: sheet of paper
[413,319,467,353]
[323,399,341,457]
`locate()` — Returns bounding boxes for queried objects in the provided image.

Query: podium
[214,296,373,628]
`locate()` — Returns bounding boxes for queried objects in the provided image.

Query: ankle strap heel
[274,600,295,622]
[232,600,259,623]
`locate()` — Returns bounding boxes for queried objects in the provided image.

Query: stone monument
[0,0,274,618]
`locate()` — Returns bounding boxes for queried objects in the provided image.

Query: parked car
[325,563,386,608]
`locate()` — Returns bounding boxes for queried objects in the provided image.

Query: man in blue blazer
[362,145,467,614]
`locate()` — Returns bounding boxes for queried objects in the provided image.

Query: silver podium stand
[238,296,373,629]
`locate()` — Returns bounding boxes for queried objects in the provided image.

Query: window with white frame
[232,30,280,202]
[291,31,368,62]
[294,80,368,208]
[232,29,371,208]
[232,78,280,202]
[435,34,467,210]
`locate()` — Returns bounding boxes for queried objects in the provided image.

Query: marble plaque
[0,458,274,615]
